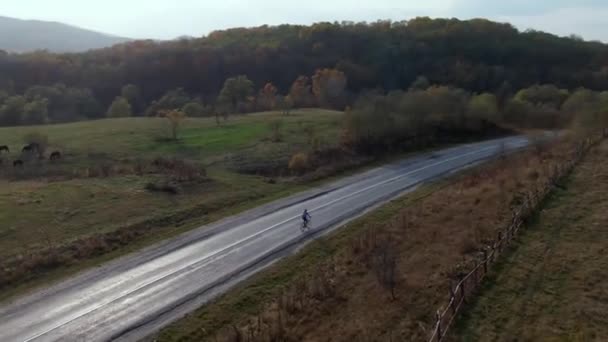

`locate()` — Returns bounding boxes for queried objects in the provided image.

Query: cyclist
[302,209,311,229]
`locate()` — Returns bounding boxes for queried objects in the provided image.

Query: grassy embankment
[454,140,608,341]
[154,135,581,341]
[0,109,346,300]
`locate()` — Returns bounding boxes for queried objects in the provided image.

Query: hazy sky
[2,0,607,41]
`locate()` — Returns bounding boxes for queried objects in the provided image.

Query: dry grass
[156,137,582,342]
[453,140,608,341]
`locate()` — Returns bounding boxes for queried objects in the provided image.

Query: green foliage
[218,75,254,113]
[468,93,499,125]
[182,102,206,117]
[562,89,597,114]
[146,88,191,117]
[23,97,49,124]
[409,76,430,91]
[121,84,144,115]
[106,96,132,118]
[24,84,101,121]
[0,18,607,127]
[0,90,8,103]
[514,84,569,109]
[566,89,608,133]
[0,95,26,126]
[503,99,533,127]
[345,86,495,152]
[159,109,186,140]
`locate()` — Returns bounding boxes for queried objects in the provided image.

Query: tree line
[342,85,608,153]
[0,68,348,125]
[0,17,608,126]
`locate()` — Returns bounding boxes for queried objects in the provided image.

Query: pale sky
[2,0,607,41]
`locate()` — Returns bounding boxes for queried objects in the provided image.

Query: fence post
[474,259,480,287]
[461,277,467,304]
[497,232,503,253]
[449,283,457,316]
[436,310,442,339]
[483,249,488,275]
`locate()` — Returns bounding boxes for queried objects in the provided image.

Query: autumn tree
[312,69,347,109]
[289,76,314,108]
[106,96,132,118]
[257,82,278,111]
[218,75,254,113]
[159,109,186,140]
[288,152,310,175]
[277,95,293,116]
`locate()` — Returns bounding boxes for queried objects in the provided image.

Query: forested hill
[1,17,608,125]
[0,16,130,53]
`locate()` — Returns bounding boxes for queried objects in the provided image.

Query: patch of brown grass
[454,140,608,341]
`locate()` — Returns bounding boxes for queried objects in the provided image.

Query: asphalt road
[0,136,531,342]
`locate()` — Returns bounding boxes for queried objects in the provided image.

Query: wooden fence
[428,136,601,342]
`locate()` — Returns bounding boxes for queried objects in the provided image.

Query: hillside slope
[0,16,130,52]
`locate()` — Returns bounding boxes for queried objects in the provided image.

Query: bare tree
[372,239,399,300]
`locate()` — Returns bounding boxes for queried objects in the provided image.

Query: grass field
[0,109,345,298]
[453,141,608,341]
[0,109,342,163]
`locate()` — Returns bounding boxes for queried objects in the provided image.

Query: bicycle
[300,218,311,232]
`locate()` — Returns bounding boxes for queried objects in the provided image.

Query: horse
[22,143,40,153]
[13,160,24,167]
[0,145,8,153]
[50,151,62,161]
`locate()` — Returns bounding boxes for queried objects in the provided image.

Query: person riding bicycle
[302,209,311,228]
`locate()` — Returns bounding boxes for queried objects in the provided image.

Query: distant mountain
[0,16,131,53]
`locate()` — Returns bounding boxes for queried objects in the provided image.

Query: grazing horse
[0,145,8,153]
[22,143,40,153]
[13,160,24,167]
[50,151,62,161]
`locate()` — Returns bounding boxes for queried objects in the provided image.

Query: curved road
[0,136,530,342]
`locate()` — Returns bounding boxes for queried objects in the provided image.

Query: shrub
[151,157,207,182]
[145,181,180,194]
[288,152,310,175]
